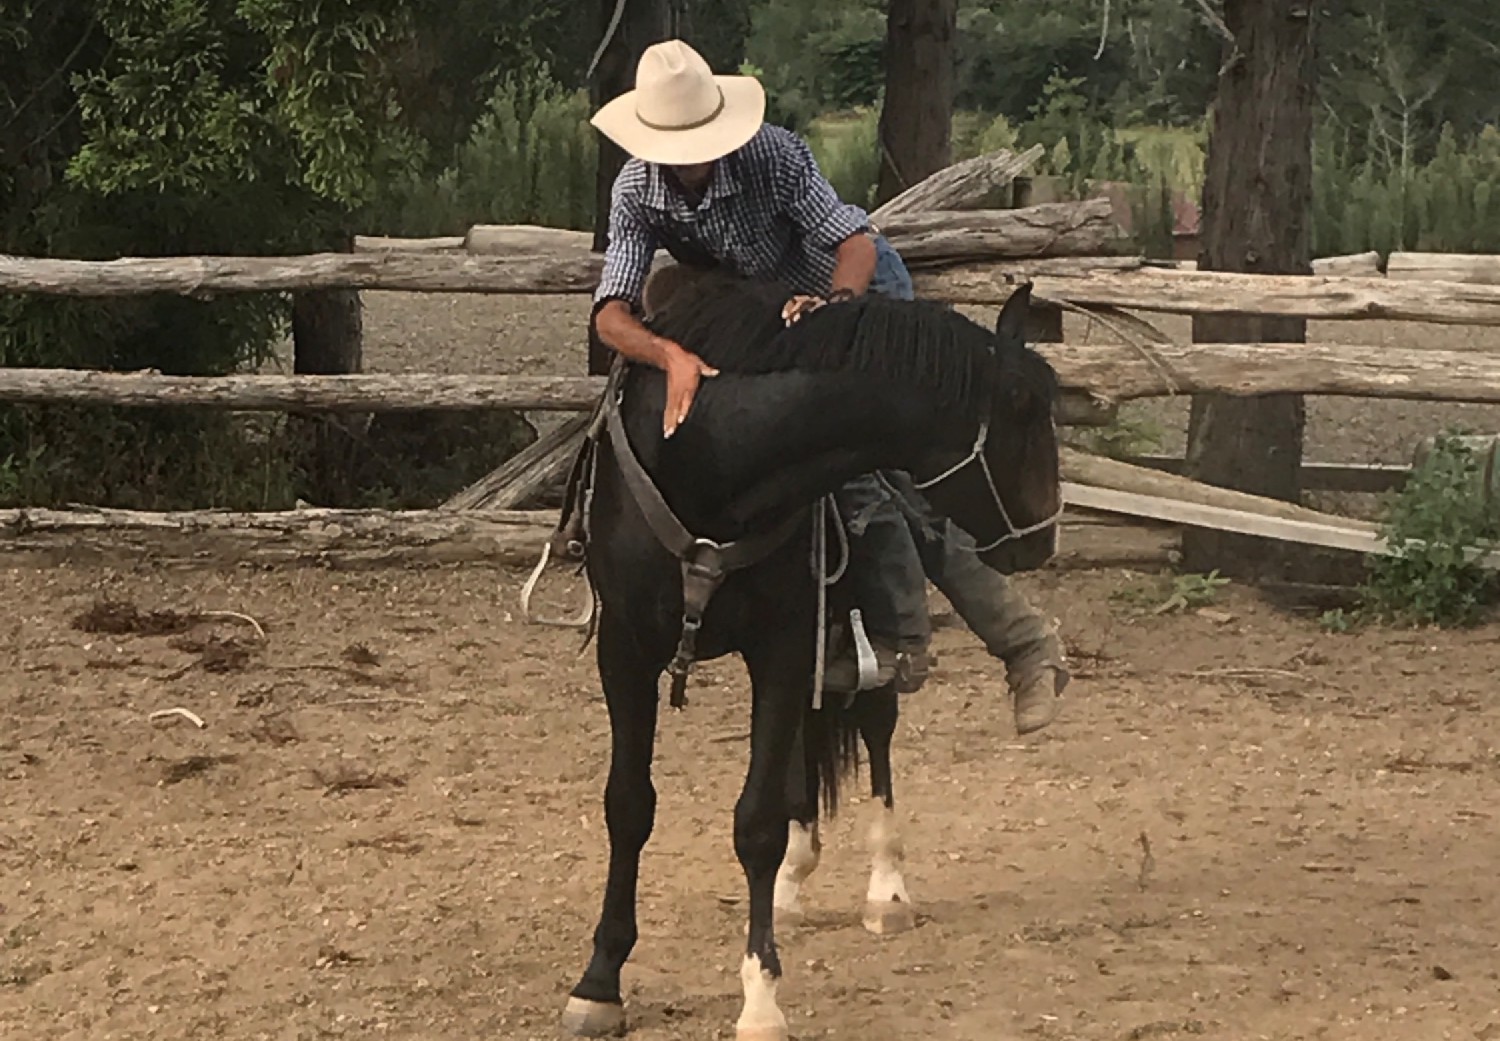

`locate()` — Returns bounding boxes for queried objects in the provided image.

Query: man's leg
[824,473,932,693]
[879,466,1070,734]
[822,234,933,693]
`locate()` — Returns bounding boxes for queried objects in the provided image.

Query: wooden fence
[3,197,1500,567]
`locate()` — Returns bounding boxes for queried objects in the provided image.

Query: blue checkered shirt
[593,124,872,309]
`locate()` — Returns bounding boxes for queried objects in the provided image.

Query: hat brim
[591,76,766,166]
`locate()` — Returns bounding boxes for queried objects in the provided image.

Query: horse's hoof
[736,1026,790,1041]
[561,997,626,1037]
[863,898,916,935]
[773,904,805,931]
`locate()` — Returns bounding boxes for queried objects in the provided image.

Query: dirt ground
[4,295,1500,1040]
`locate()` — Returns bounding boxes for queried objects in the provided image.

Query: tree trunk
[291,288,363,375]
[588,0,672,375]
[1180,0,1317,579]
[875,0,957,208]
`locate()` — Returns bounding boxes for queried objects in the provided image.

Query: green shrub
[1358,431,1500,628]
[374,66,597,236]
[807,109,880,210]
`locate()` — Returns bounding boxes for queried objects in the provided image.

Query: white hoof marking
[735,953,789,1041]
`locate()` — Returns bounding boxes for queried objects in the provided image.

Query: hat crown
[633,41,724,131]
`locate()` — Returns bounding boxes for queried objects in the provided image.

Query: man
[588,38,1068,733]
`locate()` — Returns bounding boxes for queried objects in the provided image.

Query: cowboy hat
[591,40,766,166]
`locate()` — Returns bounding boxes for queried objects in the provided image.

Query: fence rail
[6,240,1500,324]
[4,231,1500,567]
[0,336,1497,412]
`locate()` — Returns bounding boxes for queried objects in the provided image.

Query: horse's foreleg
[857,688,916,935]
[563,613,662,1038]
[733,645,810,1041]
[773,729,821,929]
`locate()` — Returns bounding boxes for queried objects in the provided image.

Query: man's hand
[782,287,858,326]
[781,293,826,325]
[663,343,718,438]
[594,299,719,438]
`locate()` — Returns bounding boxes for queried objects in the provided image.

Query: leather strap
[603,374,807,706]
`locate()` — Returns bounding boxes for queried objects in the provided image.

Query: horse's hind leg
[773,729,821,929]
[857,688,916,935]
[563,612,662,1038]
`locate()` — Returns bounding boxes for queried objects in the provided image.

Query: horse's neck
[625,368,963,540]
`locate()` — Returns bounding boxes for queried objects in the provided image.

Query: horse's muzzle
[978,524,1058,575]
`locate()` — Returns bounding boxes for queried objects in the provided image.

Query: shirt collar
[643,152,743,212]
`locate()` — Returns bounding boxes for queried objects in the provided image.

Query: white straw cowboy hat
[591,40,766,166]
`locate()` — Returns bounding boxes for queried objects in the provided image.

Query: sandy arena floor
[3,294,1498,1040]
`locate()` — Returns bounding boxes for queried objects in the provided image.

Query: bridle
[910,408,1063,553]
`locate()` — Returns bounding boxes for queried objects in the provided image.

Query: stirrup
[519,541,595,629]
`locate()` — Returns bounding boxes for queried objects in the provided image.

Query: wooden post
[1180,0,1316,580]
[291,230,365,504]
[292,231,363,375]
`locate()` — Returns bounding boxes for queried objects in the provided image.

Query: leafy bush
[375,66,597,235]
[806,109,881,210]
[1358,432,1500,628]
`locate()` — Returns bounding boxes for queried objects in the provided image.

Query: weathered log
[1311,251,1383,277]
[458,208,1130,268]
[464,224,595,255]
[1060,447,1378,531]
[915,266,1500,325]
[0,370,608,411]
[0,500,1169,572]
[443,413,593,511]
[1386,252,1500,286]
[353,234,465,252]
[1125,454,1409,494]
[0,369,1117,420]
[1041,339,1500,402]
[7,335,1500,414]
[0,251,604,296]
[879,199,1131,265]
[871,145,1044,220]
[1165,252,1383,276]
[0,506,559,568]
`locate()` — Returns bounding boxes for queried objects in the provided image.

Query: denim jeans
[832,235,932,651]
[834,236,1068,690]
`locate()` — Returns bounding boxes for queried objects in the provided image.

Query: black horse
[558,270,1062,1040]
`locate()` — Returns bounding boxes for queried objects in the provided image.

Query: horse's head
[907,284,1062,574]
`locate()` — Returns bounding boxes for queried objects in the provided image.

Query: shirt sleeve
[593,170,659,310]
[771,128,871,252]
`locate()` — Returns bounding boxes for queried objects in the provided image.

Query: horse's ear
[995,282,1033,348]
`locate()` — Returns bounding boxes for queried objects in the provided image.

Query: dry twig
[148,706,206,728]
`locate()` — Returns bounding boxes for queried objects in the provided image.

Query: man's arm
[771,127,880,318]
[828,230,877,298]
[592,179,717,438]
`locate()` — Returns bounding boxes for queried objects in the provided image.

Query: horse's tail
[802,692,865,821]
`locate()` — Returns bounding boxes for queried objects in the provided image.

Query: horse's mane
[642,269,1056,413]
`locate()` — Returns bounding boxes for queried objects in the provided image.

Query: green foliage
[1313,120,1500,255]
[1112,570,1230,616]
[1,0,557,510]
[1358,432,1500,628]
[806,110,880,211]
[375,66,597,235]
[1070,412,1164,461]
[745,0,885,132]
